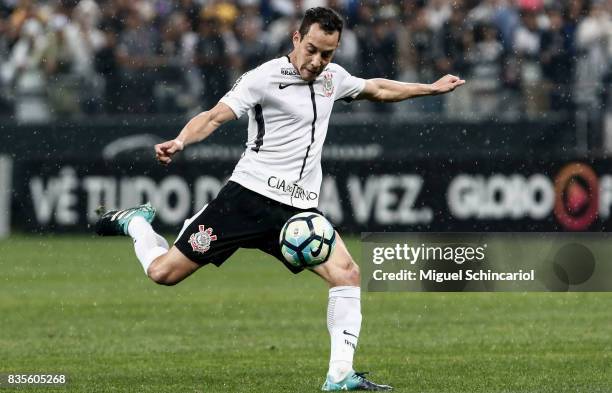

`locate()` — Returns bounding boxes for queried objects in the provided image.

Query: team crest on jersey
[189,225,218,253]
[322,72,334,97]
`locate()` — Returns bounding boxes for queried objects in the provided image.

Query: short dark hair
[298,7,343,41]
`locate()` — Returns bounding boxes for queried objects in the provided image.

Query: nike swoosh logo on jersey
[278,83,299,89]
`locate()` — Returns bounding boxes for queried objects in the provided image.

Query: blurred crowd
[0,0,610,122]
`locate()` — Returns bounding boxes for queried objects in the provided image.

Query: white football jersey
[220,56,366,208]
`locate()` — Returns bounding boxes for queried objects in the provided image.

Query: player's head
[291,7,343,81]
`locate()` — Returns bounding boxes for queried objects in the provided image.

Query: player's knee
[147,263,179,286]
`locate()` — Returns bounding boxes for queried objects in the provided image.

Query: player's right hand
[155,139,184,165]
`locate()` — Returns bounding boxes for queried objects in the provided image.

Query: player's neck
[287,51,299,73]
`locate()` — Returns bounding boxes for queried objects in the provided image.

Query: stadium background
[1,0,611,392]
[0,0,611,235]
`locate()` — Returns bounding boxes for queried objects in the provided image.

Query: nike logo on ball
[310,235,324,257]
[343,330,358,339]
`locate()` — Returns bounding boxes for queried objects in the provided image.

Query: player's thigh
[311,232,360,287]
[148,246,201,283]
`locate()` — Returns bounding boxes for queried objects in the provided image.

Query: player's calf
[327,260,360,287]
[313,236,361,287]
[146,247,201,286]
[146,262,178,286]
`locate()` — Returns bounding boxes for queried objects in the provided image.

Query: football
[279,212,336,268]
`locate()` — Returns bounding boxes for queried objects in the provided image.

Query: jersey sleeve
[220,67,267,119]
[333,64,366,102]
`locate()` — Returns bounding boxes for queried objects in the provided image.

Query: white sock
[327,286,361,383]
[127,216,168,274]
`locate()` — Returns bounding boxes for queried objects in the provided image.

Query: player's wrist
[427,83,439,95]
[173,139,185,151]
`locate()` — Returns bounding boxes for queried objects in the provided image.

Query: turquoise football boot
[322,371,392,391]
[95,203,156,236]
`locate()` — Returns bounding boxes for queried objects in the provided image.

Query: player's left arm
[357,74,465,102]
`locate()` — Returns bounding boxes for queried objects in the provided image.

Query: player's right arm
[156,66,266,166]
[155,102,236,165]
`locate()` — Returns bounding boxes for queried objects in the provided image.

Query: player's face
[292,23,339,81]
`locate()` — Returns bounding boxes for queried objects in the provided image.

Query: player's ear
[292,31,301,47]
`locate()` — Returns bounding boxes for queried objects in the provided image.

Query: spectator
[513,9,546,116]
[574,0,612,110]
[540,6,574,111]
[115,8,161,113]
[425,0,451,33]
[177,0,202,32]
[1,18,49,122]
[95,21,121,113]
[399,6,441,113]
[0,0,610,119]
[73,1,106,75]
[491,0,520,50]
[0,13,12,114]
[466,23,505,116]
[5,0,39,45]
[407,6,436,83]
[155,11,200,112]
[467,0,498,26]
[43,14,84,116]
[265,9,299,56]
[235,12,268,71]
[323,0,359,71]
[333,24,359,73]
[358,7,399,113]
[433,6,472,116]
[196,16,229,109]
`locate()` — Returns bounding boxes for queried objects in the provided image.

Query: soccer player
[96,7,464,391]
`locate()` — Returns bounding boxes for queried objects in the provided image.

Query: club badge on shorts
[189,225,218,253]
[323,72,334,97]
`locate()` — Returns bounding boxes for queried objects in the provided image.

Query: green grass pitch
[1,235,611,392]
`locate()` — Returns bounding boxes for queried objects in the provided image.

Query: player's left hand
[155,139,184,165]
[431,74,466,95]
